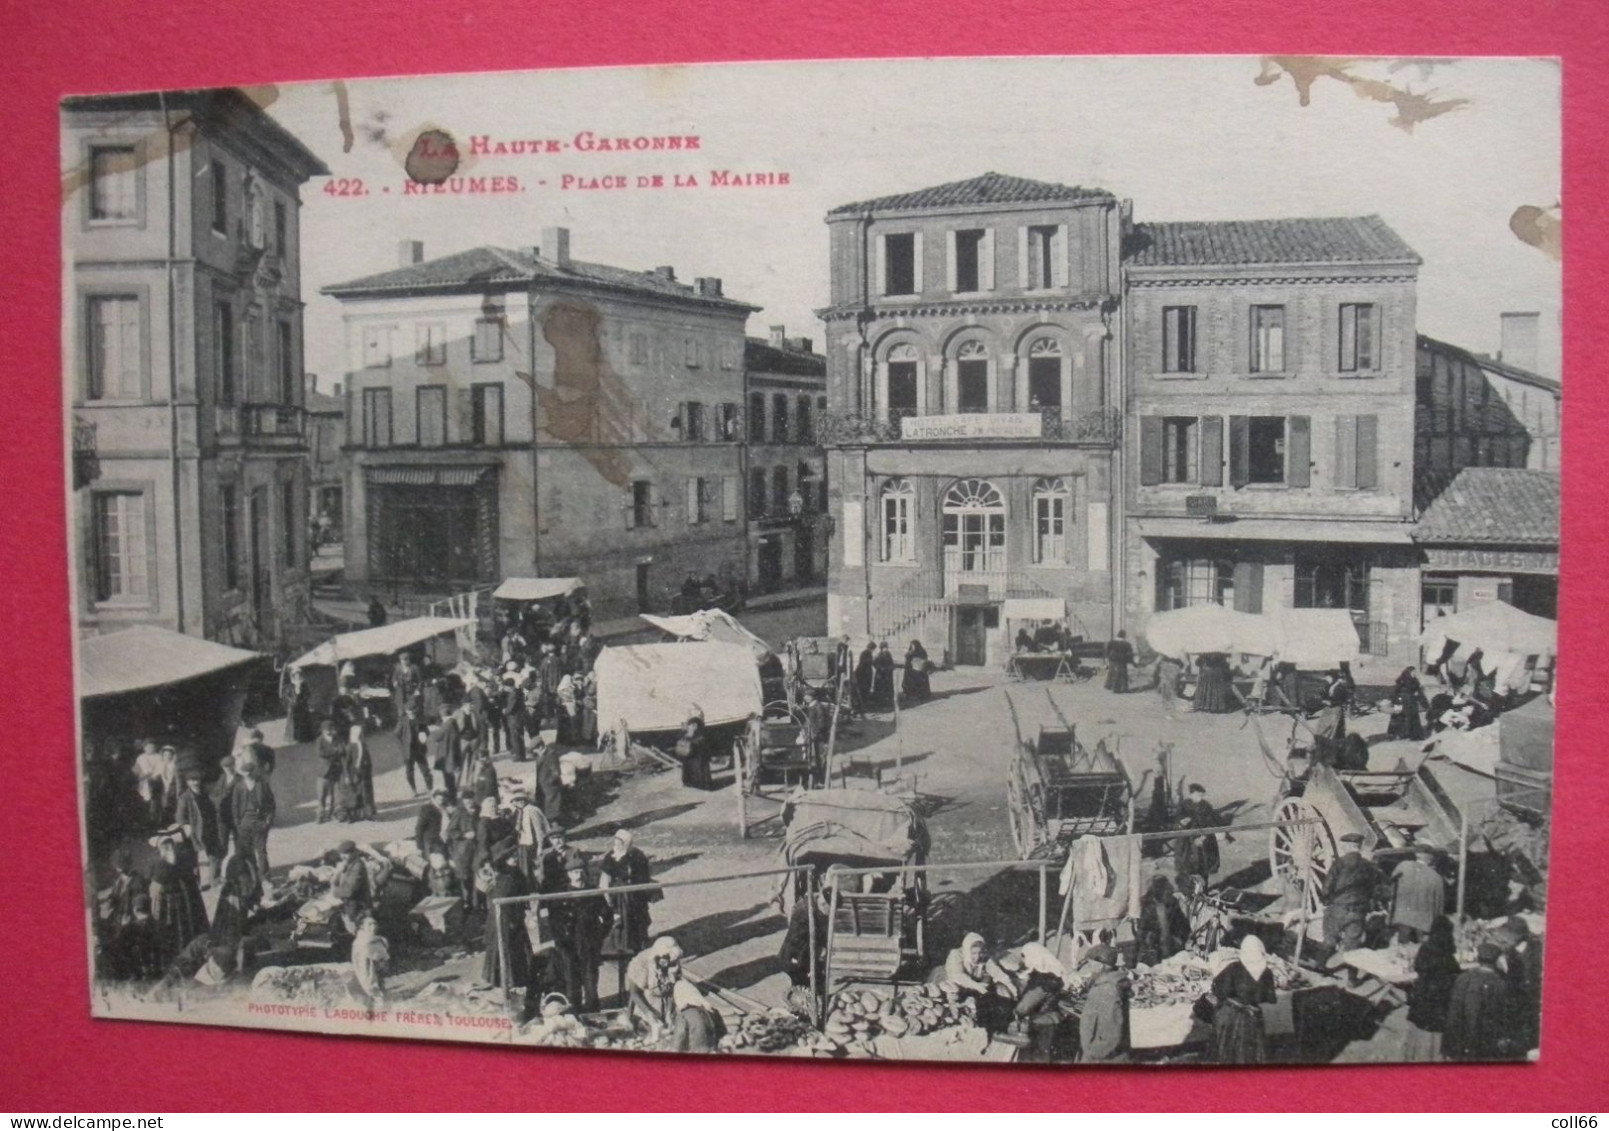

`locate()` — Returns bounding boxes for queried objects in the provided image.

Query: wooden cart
[735,702,825,837]
[1006,725,1135,860]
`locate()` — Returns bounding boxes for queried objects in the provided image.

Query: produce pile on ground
[250,964,356,1008]
[718,1009,818,1054]
[1067,947,1308,1011]
[808,983,978,1054]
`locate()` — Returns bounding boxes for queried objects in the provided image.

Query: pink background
[4,0,1605,1111]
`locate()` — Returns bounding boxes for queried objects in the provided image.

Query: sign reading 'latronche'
[900,412,1044,441]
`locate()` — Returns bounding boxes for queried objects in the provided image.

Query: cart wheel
[1006,776,1030,858]
[1268,796,1336,918]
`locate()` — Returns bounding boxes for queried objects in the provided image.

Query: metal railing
[819,406,1120,446]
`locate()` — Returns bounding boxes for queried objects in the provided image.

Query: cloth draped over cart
[288,616,477,669]
[639,609,774,664]
[1419,599,1556,660]
[594,641,763,732]
[1057,833,1143,924]
[1143,605,1359,667]
[781,788,929,868]
[492,577,585,603]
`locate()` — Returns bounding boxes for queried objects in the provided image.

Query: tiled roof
[304,389,344,414]
[827,172,1112,216]
[1418,335,1561,394]
[1414,467,1559,546]
[323,247,756,309]
[1125,215,1420,268]
[745,337,824,377]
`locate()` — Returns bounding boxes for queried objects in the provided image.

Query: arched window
[955,340,989,413]
[942,478,1005,574]
[1031,477,1070,564]
[1026,336,1062,411]
[881,478,916,564]
[886,342,919,416]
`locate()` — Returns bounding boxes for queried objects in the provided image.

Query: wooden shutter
[874,234,887,296]
[624,486,636,529]
[981,229,995,291]
[1228,415,1250,487]
[1200,416,1224,486]
[722,475,739,522]
[945,230,958,292]
[1053,224,1069,288]
[1334,414,1358,488]
[1287,415,1311,487]
[453,386,474,445]
[1017,226,1030,288]
[1233,561,1264,613]
[1356,415,1379,490]
[912,232,924,293]
[685,478,699,524]
[1139,416,1165,486]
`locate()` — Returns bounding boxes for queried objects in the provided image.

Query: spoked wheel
[1006,776,1031,858]
[1269,796,1336,918]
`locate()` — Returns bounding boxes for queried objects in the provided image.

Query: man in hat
[1444,942,1515,1061]
[1174,784,1222,885]
[501,667,529,762]
[315,719,345,823]
[1390,847,1446,943]
[1498,916,1543,1053]
[1078,944,1131,1063]
[208,755,240,856]
[1320,832,1383,953]
[551,852,613,1012]
[174,769,220,888]
[537,827,574,893]
[414,787,453,858]
[474,837,531,992]
[397,686,431,796]
[330,840,373,935]
[229,755,276,888]
[511,787,552,885]
[424,720,454,802]
[533,733,565,823]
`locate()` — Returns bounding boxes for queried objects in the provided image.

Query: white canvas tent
[1419,599,1557,659]
[492,577,585,602]
[1270,608,1362,667]
[1144,605,1278,658]
[288,616,476,669]
[594,641,763,732]
[638,608,773,663]
[79,625,264,699]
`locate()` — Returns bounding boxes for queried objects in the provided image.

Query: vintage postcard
[65,56,1557,1065]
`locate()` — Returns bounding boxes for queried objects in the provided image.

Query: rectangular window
[210,160,228,234]
[472,317,504,362]
[472,383,504,446]
[361,324,390,369]
[628,480,653,529]
[277,321,296,403]
[884,232,916,296]
[1162,306,1197,374]
[1034,494,1066,564]
[361,388,392,447]
[685,401,706,442]
[220,483,240,590]
[417,386,447,447]
[1250,305,1286,374]
[1162,416,1198,484]
[771,466,790,515]
[721,340,738,370]
[1339,303,1378,372]
[953,228,985,292]
[772,394,790,443]
[1158,559,1233,611]
[686,477,707,525]
[942,512,1006,573]
[883,491,914,563]
[887,361,919,415]
[281,480,297,570]
[750,469,768,517]
[719,402,740,441]
[92,492,148,602]
[416,322,447,365]
[684,338,700,368]
[722,476,740,523]
[86,295,142,400]
[1247,416,1286,484]
[957,359,988,413]
[1026,225,1057,289]
[215,301,236,403]
[748,394,766,442]
[89,146,138,221]
[274,201,288,258]
[797,396,814,443]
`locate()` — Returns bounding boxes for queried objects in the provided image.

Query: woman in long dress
[901,640,932,705]
[1192,653,1235,714]
[1404,915,1461,1061]
[1387,667,1432,741]
[678,710,714,790]
[147,831,209,968]
[1208,935,1278,1063]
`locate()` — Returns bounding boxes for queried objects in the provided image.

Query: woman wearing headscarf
[942,932,1015,1029]
[1387,666,1432,741]
[350,911,390,1009]
[624,936,683,1036]
[555,672,578,745]
[677,707,714,791]
[599,830,655,954]
[669,978,727,1052]
[147,828,209,968]
[901,640,932,705]
[1208,935,1278,1063]
[1403,915,1461,1061]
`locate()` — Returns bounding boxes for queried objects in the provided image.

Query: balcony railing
[72,418,99,490]
[216,403,306,444]
[820,406,1121,446]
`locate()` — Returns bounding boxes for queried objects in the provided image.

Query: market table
[1005,652,1080,682]
[1334,944,1416,1008]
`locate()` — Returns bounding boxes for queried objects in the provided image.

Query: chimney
[769,324,787,348]
[694,277,724,298]
[333,381,343,397]
[789,337,814,354]
[653,265,677,281]
[304,372,318,397]
[541,226,571,269]
[1499,312,1540,373]
[398,240,424,267]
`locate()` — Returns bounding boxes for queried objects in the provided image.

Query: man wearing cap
[229,756,276,887]
[1174,784,1222,885]
[1078,944,1131,1063]
[511,788,552,885]
[414,788,453,858]
[208,755,240,856]
[397,689,431,797]
[1444,942,1515,1060]
[330,840,373,931]
[1320,832,1383,952]
[1390,848,1446,943]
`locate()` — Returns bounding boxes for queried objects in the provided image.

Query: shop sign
[1422,546,1558,574]
[901,413,1043,441]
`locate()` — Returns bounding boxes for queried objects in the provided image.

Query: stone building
[818,173,1124,666]
[324,232,758,618]
[303,376,346,545]
[744,326,828,593]
[63,90,327,647]
[1122,214,1424,669]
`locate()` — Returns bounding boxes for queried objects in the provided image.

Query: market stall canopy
[1271,608,1361,667]
[594,641,762,732]
[492,577,584,602]
[639,609,773,663]
[1143,604,1279,658]
[1418,599,1557,658]
[79,625,264,699]
[1002,597,1066,621]
[289,616,476,669]
[782,788,929,868]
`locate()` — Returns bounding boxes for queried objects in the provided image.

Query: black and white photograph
[64,55,1558,1066]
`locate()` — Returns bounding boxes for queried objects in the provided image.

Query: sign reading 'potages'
[899,412,1044,441]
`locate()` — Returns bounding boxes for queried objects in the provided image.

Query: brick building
[818,173,1124,666]
[63,90,327,648]
[324,231,758,618]
[1122,215,1424,669]
[744,326,828,593]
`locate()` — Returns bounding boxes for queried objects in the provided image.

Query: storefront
[1413,468,1560,625]
[364,465,500,591]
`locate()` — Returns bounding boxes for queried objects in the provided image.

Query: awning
[367,466,497,487]
[1003,597,1065,621]
[289,616,477,668]
[1144,605,1279,657]
[79,625,264,699]
[1135,517,1415,545]
[594,641,763,732]
[493,577,584,602]
[1418,599,1556,658]
[639,609,773,663]
[1270,608,1362,667]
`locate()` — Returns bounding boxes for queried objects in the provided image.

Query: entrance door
[794,527,814,585]
[636,562,651,613]
[758,539,783,593]
[954,606,991,666]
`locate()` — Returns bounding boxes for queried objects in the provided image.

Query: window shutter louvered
[912,232,924,293]
[1053,224,1069,288]
[945,230,958,293]
[1017,226,1030,288]
[1288,415,1311,487]
[1139,416,1165,486]
[624,486,636,529]
[1229,416,1250,487]
[1200,416,1224,486]
[1233,562,1264,613]
[874,234,887,296]
[1357,415,1379,490]
[1335,414,1358,488]
[981,228,995,291]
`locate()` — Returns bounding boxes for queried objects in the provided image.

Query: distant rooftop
[828,172,1113,216]
[1125,215,1420,268]
[1414,467,1559,546]
[745,336,824,377]
[1419,334,1560,394]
